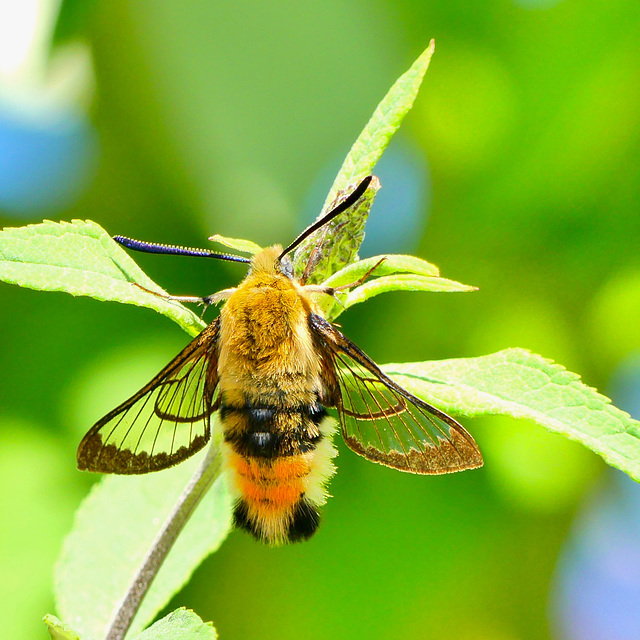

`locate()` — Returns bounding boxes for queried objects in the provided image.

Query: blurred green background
[2,0,640,638]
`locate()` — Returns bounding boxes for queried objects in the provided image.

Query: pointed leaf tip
[207,234,262,255]
[43,615,83,640]
[134,608,217,640]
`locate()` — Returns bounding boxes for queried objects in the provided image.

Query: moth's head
[250,245,293,279]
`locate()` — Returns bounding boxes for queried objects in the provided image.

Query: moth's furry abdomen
[223,413,337,546]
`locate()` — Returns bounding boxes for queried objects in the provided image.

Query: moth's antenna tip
[278,175,374,261]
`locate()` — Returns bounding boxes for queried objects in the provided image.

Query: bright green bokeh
[0,420,80,640]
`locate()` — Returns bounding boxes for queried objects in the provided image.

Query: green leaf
[327,275,476,319]
[324,41,436,206]
[133,609,216,640]
[207,234,262,255]
[322,254,440,288]
[55,449,233,640]
[44,615,84,640]
[382,348,640,481]
[317,253,474,319]
[0,220,205,337]
[292,42,436,282]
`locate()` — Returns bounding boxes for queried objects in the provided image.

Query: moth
[77,176,483,545]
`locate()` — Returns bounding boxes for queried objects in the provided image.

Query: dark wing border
[309,313,483,474]
[77,318,221,474]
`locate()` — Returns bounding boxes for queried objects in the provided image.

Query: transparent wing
[310,314,483,475]
[77,319,221,474]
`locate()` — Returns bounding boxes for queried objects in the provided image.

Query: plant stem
[103,443,223,640]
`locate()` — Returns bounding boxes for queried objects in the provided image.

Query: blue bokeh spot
[551,353,640,640]
[0,101,98,216]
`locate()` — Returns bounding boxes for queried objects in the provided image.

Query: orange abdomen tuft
[228,451,315,544]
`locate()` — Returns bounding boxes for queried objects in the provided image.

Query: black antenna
[114,236,251,264]
[278,175,373,260]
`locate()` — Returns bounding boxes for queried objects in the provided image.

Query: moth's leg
[133,283,236,307]
[303,257,386,299]
[204,288,237,305]
[330,257,386,292]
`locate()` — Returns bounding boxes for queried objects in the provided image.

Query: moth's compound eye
[280,256,294,278]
